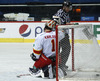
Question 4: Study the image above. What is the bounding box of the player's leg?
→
[34,54,52,68]
[60,34,71,65]
[29,64,55,79]
[29,54,55,78]
[59,34,71,75]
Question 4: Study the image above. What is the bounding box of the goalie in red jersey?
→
[29,20,56,79]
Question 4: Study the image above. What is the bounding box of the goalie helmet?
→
[46,20,56,29]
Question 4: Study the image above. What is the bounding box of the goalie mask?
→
[45,20,56,29]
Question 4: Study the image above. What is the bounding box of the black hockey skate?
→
[59,65,68,77]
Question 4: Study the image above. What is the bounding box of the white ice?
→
[0,43,56,81]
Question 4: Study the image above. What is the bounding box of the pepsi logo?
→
[19,24,31,37]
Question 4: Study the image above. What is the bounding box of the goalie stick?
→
[16,67,45,78]
[16,73,31,78]
[16,65,54,78]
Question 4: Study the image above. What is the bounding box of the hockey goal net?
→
[56,24,100,81]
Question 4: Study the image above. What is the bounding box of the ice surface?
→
[0,42,100,81]
[0,43,56,81]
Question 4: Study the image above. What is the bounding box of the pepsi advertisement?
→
[18,23,45,38]
[0,22,45,42]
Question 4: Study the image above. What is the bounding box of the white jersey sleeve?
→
[33,35,43,59]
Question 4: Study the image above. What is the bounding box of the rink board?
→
[0,21,100,44]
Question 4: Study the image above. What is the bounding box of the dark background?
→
[0,0,100,4]
[0,0,100,21]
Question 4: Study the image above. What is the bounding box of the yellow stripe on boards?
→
[0,38,100,44]
[0,38,35,43]
[24,39,35,43]
[70,39,100,44]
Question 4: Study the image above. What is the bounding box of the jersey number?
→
[51,39,55,52]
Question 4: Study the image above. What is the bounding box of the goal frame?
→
[56,25,75,81]
[55,24,93,81]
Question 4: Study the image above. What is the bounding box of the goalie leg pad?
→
[42,66,49,77]
[48,64,53,79]
[42,65,56,79]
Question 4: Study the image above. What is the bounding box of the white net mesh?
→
[56,24,100,81]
